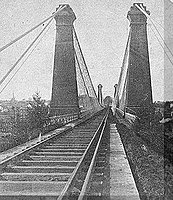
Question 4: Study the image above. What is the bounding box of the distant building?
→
[0,95,31,120]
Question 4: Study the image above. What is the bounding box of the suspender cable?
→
[0,18,53,87]
[0,5,64,53]
[0,19,53,95]
[73,27,98,99]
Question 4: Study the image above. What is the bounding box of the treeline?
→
[0,93,62,152]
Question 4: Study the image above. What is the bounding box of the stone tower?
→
[126,3,153,113]
[50,5,79,116]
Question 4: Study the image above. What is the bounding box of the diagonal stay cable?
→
[138,3,173,39]
[0,5,64,53]
[150,19,173,60]
[73,27,98,99]
[75,50,96,111]
[0,20,53,95]
[0,18,53,87]
[116,29,131,100]
[149,25,173,67]
[75,50,90,98]
[135,4,173,61]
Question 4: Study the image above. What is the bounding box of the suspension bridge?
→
[0,3,166,199]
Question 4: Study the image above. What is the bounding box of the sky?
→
[0,0,165,101]
[165,0,173,101]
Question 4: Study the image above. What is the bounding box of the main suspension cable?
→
[0,18,53,87]
[137,3,173,39]
[0,5,64,53]
[0,19,53,95]
[135,4,173,61]
[149,25,173,66]
[150,19,173,60]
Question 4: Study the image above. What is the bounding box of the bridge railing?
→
[43,109,97,131]
[40,113,77,134]
[47,113,78,126]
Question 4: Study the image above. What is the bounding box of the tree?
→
[26,92,49,131]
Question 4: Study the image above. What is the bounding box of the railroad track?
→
[0,108,110,200]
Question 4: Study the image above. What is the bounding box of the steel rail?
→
[57,108,109,200]
[0,109,104,170]
[78,109,109,200]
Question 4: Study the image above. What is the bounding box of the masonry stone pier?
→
[50,4,79,116]
[126,3,153,113]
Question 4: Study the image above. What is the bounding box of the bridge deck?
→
[0,113,140,199]
[110,124,140,200]
[0,110,96,164]
[0,126,69,164]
